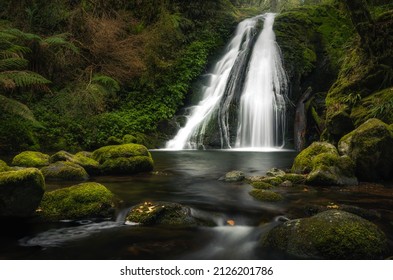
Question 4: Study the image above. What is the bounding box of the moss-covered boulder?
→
[126,201,209,226]
[39,182,116,221]
[12,151,50,167]
[249,189,283,202]
[338,118,393,181]
[278,173,306,184]
[260,210,388,259]
[50,151,100,175]
[41,161,89,181]
[0,168,45,217]
[219,170,245,182]
[292,142,338,174]
[250,181,274,190]
[92,144,154,175]
[0,159,10,172]
[306,153,358,186]
[266,168,286,177]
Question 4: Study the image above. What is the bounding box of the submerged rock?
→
[126,201,209,226]
[12,151,50,167]
[39,182,116,221]
[249,189,283,202]
[92,144,154,175]
[219,170,245,182]
[41,161,89,181]
[261,210,388,259]
[0,168,45,217]
[338,118,393,181]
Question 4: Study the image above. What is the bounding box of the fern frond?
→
[0,71,50,88]
[91,74,120,92]
[0,94,37,122]
[3,28,41,42]
[43,35,79,54]
[0,58,28,71]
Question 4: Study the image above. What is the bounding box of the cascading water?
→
[166,13,288,150]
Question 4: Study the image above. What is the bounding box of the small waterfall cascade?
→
[166,13,288,150]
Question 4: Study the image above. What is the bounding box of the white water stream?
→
[166,13,288,150]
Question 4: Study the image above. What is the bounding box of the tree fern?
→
[0,57,28,71]
[0,94,37,122]
[0,71,50,89]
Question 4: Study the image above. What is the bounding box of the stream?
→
[1,150,392,259]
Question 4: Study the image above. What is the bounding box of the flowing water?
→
[166,13,288,150]
[1,150,392,260]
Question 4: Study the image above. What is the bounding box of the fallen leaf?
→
[227,220,235,226]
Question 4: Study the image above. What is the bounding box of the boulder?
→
[50,151,100,175]
[249,189,283,202]
[92,144,154,175]
[126,201,209,226]
[292,142,338,174]
[250,181,274,189]
[266,168,286,177]
[278,173,306,184]
[12,151,50,167]
[338,118,393,181]
[0,168,45,217]
[219,170,245,182]
[306,153,358,186]
[261,210,388,259]
[39,182,116,221]
[41,161,89,181]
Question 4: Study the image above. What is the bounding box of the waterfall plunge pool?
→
[1,150,393,260]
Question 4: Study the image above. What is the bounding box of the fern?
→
[0,94,37,122]
[0,71,50,89]
[43,34,79,54]
[91,74,120,92]
[0,57,28,71]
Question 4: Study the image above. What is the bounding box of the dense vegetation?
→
[0,0,392,154]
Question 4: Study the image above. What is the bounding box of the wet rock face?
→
[0,168,45,217]
[338,118,393,181]
[260,210,388,259]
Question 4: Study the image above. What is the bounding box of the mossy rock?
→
[292,142,338,174]
[92,144,153,175]
[261,176,283,186]
[50,151,100,175]
[39,182,116,221]
[260,210,388,259]
[0,168,45,217]
[219,170,245,182]
[12,151,50,167]
[92,144,149,163]
[249,189,283,202]
[41,161,89,181]
[306,153,358,186]
[101,156,154,175]
[338,118,393,180]
[0,160,10,172]
[266,168,286,177]
[126,201,210,226]
[250,181,274,190]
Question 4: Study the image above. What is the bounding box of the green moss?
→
[0,168,45,217]
[101,156,153,175]
[338,118,393,180]
[39,182,115,221]
[50,150,74,163]
[292,142,338,174]
[249,189,283,202]
[12,151,50,167]
[41,161,89,181]
[0,159,10,172]
[278,173,306,184]
[73,152,101,175]
[261,176,284,186]
[261,210,388,259]
[92,144,149,163]
[250,181,274,190]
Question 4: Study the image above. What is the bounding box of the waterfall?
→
[166,13,288,150]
